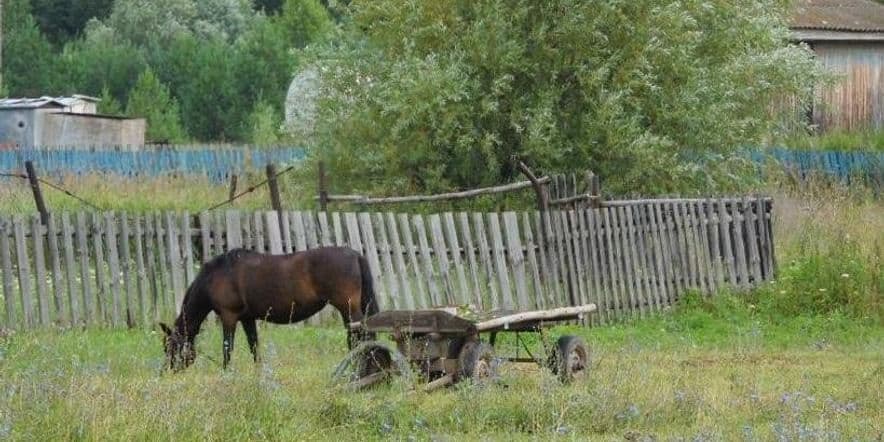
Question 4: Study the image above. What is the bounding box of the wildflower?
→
[840,273,850,278]
[818,288,827,292]
[779,290,787,295]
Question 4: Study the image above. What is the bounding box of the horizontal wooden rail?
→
[317,177,551,205]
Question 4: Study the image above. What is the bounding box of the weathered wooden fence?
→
[0,197,775,330]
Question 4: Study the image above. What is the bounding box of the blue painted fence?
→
[0,146,306,182]
[750,149,883,187]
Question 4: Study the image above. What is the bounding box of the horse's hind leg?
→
[242,319,260,363]
[222,321,236,369]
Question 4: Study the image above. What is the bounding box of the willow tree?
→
[303,0,822,195]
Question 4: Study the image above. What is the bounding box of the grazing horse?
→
[159,247,378,371]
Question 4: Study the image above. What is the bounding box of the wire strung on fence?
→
[0,171,105,211]
[203,164,298,212]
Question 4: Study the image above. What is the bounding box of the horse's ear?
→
[158,322,172,336]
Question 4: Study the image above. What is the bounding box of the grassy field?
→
[0,302,881,441]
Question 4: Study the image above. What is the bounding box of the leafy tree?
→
[97,86,124,116]
[126,68,186,143]
[59,20,148,102]
[1,0,61,96]
[30,0,114,43]
[305,0,822,195]
[276,0,332,48]
[253,0,285,14]
[247,98,284,144]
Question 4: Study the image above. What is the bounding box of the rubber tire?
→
[458,341,496,382]
[547,335,589,383]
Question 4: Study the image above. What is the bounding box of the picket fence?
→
[0,147,306,183]
[0,197,775,330]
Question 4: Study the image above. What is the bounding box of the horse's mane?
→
[176,248,257,329]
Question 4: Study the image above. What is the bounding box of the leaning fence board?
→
[398,214,427,309]
[317,212,333,247]
[654,203,676,305]
[458,213,483,307]
[413,215,441,307]
[46,215,64,323]
[521,212,544,311]
[551,211,574,309]
[143,216,161,321]
[166,213,185,314]
[31,216,50,325]
[646,204,670,310]
[199,212,211,264]
[503,212,530,310]
[566,211,589,308]
[428,214,455,305]
[332,212,345,247]
[385,213,414,310]
[575,210,596,317]
[133,216,149,326]
[473,213,499,310]
[758,196,774,280]
[344,213,363,254]
[253,212,265,253]
[487,213,513,310]
[1,218,16,328]
[181,213,195,287]
[13,217,34,328]
[75,213,94,324]
[213,211,227,255]
[373,212,399,309]
[744,197,763,285]
[91,213,110,322]
[731,200,750,289]
[120,214,136,327]
[717,201,737,286]
[631,205,658,312]
[690,201,712,295]
[153,213,172,318]
[105,213,123,326]
[585,209,608,323]
[706,199,725,291]
[303,212,319,249]
[280,211,293,254]
[225,211,242,250]
[532,212,554,307]
[623,206,646,315]
[61,213,80,325]
[265,211,284,255]
[443,213,470,306]
[358,213,388,309]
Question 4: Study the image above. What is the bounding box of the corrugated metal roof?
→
[0,95,100,110]
[791,0,884,32]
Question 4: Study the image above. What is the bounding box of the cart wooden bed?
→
[333,304,597,391]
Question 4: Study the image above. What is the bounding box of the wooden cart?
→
[333,304,597,391]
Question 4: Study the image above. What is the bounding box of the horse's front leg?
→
[222,321,237,369]
[242,319,260,363]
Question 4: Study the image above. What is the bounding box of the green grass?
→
[1,299,881,441]
[770,129,884,151]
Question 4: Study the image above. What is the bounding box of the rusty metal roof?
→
[791,0,884,32]
[0,95,99,110]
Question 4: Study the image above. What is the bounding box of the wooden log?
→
[474,304,597,332]
[324,177,552,205]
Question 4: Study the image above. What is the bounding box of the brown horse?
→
[159,247,378,371]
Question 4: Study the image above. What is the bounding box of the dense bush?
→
[301,0,824,196]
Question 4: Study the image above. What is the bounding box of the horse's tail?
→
[358,255,379,318]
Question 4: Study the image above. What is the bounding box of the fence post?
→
[517,161,549,245]
[318,161,329,212]
[266,163,283,227]
[228,174,238,204]
[24,161,50,225]
[586,170,602,208]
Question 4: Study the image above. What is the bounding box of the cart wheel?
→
[547,335,589,383]
[458,341,497,383]
[332,341,405,390]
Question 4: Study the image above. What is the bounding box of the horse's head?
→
[158,322,195,371]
